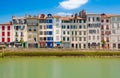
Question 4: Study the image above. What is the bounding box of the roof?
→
[101,14,120,18]
[52,16,61,18]
[38,14,47,19]
[0,22,12,25]
[61,17,70,21]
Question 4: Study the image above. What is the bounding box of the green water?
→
[0,57,120,78]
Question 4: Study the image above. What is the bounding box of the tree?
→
[20,38,24,48]
[101,40,106,49]
[60,40,63,47]
[20,38,24,43]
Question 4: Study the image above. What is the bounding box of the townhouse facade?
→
[87,14,101,49]
[0,23,13,45]
[110,15,120,49]
[1,10,120,49]
[38,14,47,48]
[26,15,39,48]
[101,14,111,49]
[53,16,62,47]
[12,16,28,47]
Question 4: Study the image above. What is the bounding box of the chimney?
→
[75,13,78,18]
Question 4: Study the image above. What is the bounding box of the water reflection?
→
[0,57,120,78]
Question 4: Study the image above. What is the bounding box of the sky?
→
[0,0,120,23]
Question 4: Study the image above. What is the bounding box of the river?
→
[0,57,120,78]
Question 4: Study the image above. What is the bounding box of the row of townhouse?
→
[1,10,120,49]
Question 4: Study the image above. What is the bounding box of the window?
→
[84,37,86,41]
[79,31,82,35]
[84,44,86,48]
[75,31,77,35]
[2,26,5,30]
[75,37,77,41]
[8,26,10,30]
[47,19,52,23]
[97,36,99,40]
[34,29,36,32]
[79,44,81,48]
[15,38,18,42]
[40,25,42,29]
[44,37,46,40]
[21,32,23,37]
[34,38,36,41]
[96,17,100,21]
[76,44,78,48]
[83,20,86,23]
[67,25,69,29]
[79,37,82,41]
[40,31,43,35]
[49,31,53,35]
[84,31,86,35]
[2,32,5,36]
[44,31,47,35]
[112,30,116,34]
[62,25,64,29]
[56,18,59,22]
[63,37,65,41]
[67,37,69,41]
[93,36,95,40]
[106,25,109,30]
[56,30,59,34]
[7,38,10,42]
[83,25,86,29]
[88,17,90,22]
[113,44,116,48]
[72,37,74,41]
[101,20,104,22]
[97,30,99,34]
[79,25,82,29]
[49,25,53,29]
[93,17,95,22]
[67,31,70,35]
[7,32,10,36]
[79,20,82,23]
[72,31,74,35]
[72,44,74,48]
[89,36,91,40]
[63,31,66,35]
[2,38,5,42]
[106,19,109,23]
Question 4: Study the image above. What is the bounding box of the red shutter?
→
[2,26,5,30]
[8,26,10,30]
[7,32,10,36]
[2,38,5,42]
[2,32,5,36]
[7,38,10,42]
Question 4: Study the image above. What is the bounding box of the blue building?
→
[46,14,54,48]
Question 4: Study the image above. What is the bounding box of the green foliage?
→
[20,38,24,43]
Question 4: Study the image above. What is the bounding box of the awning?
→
[56,42,60,44]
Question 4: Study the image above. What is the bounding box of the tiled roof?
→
[61,17,70,21]
[101,14,120,18]
[0,22,12,25]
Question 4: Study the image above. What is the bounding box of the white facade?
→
[61,17,71,48]
[12,16,28,42]
[87,14,101,48]
[110,16,120,49]
[53,17,62,46]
